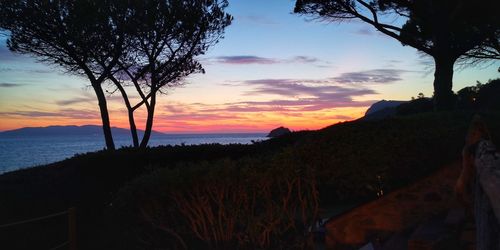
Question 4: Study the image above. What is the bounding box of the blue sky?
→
[0,0,499,132]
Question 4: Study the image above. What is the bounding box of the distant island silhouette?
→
[0,125,165,137]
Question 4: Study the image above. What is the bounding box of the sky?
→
[0,0,499,133]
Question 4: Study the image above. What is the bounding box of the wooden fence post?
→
[68,207,77,250]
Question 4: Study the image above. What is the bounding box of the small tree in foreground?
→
[112,156,319,249]
[295,0,499,110]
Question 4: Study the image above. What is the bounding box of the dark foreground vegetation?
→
[1,111,500,249]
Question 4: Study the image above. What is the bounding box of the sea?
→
[0,133,267,174]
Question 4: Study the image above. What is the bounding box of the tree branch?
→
[345,0,433,54]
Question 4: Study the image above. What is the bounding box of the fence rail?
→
[0,207,77,250]
[49,241,68,250]
[0,210,68,229]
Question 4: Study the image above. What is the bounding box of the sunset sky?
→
[0,0,499,133]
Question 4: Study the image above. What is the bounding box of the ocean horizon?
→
[0,133,267,174]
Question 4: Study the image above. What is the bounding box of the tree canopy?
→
[0,0,130,149]
[0,0,232,148]
[295,0,500,110]
[112,0,232,148]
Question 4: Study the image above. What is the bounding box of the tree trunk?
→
[110,77,139,147]
[128,109,139,147]
[93,83,116,150]
[140,91,156,148]
[432,56,456,111]
[110,79,139,148]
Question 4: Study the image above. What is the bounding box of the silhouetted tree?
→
[295,0,500,110]
[396,97,433,115]
[457,82,482,109]
[0,0,130,150]
[109,0,232,148]
[477,78,500,111]
[0,0,232,149]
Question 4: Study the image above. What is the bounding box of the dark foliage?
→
[2,112,500,249]
[0,136,304,249]
[454,78,500,111]
[477,79,500,111]
[108,111,500,249]
[396,98,434,116]
[109,155,318,249]
[457,83,482,109]
[384,79,500,116]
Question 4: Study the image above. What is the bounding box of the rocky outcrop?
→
[365,100,406,116]
[362,100,407,121]
[267,126,291,138]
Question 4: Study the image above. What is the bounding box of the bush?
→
[478,79,500,111]
[107,111,500,249]
[109,150,319,249]
[396,98,434,115]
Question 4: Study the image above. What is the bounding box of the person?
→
[455,115,500,250]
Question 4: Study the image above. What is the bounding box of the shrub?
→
[396,98,434,115]
[107,111,500,249]
[110,150,319,249]
[478,79,500,111]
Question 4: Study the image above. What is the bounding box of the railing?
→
[0,207,77,250]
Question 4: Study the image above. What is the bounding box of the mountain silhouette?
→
[362,100,407,121]
[0,125,165,137]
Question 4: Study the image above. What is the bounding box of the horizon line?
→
[0,124,274,134]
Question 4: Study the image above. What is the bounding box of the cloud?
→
[217,68,410,112]
[153,118,271,133]
[147,75,380,131]
[157,79,373,125]
[0,111,58,117]
[56,97,94,106]
[0,43,28,62]
[164,104,190,113]
[214,56,279,65]
[209,99,374,113]
[28,69,53,74]
[239,15,278,25]
[55,92,124,106]
[242,78,375,98]
[332,69,409,84]
[0,67,14,72]
[288,56,320,64]
[210,68,409,113]
[158,112,243,122]
[387,60,402,64]
[205,77,377,112]
[0,108,99,119]
[0,41,54,72]
[0,44,14,59]
[0,82,25,88]
[212,55,328,66]
[0,66,53,74]
[353,27,374,36]
[326,114,354,120]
